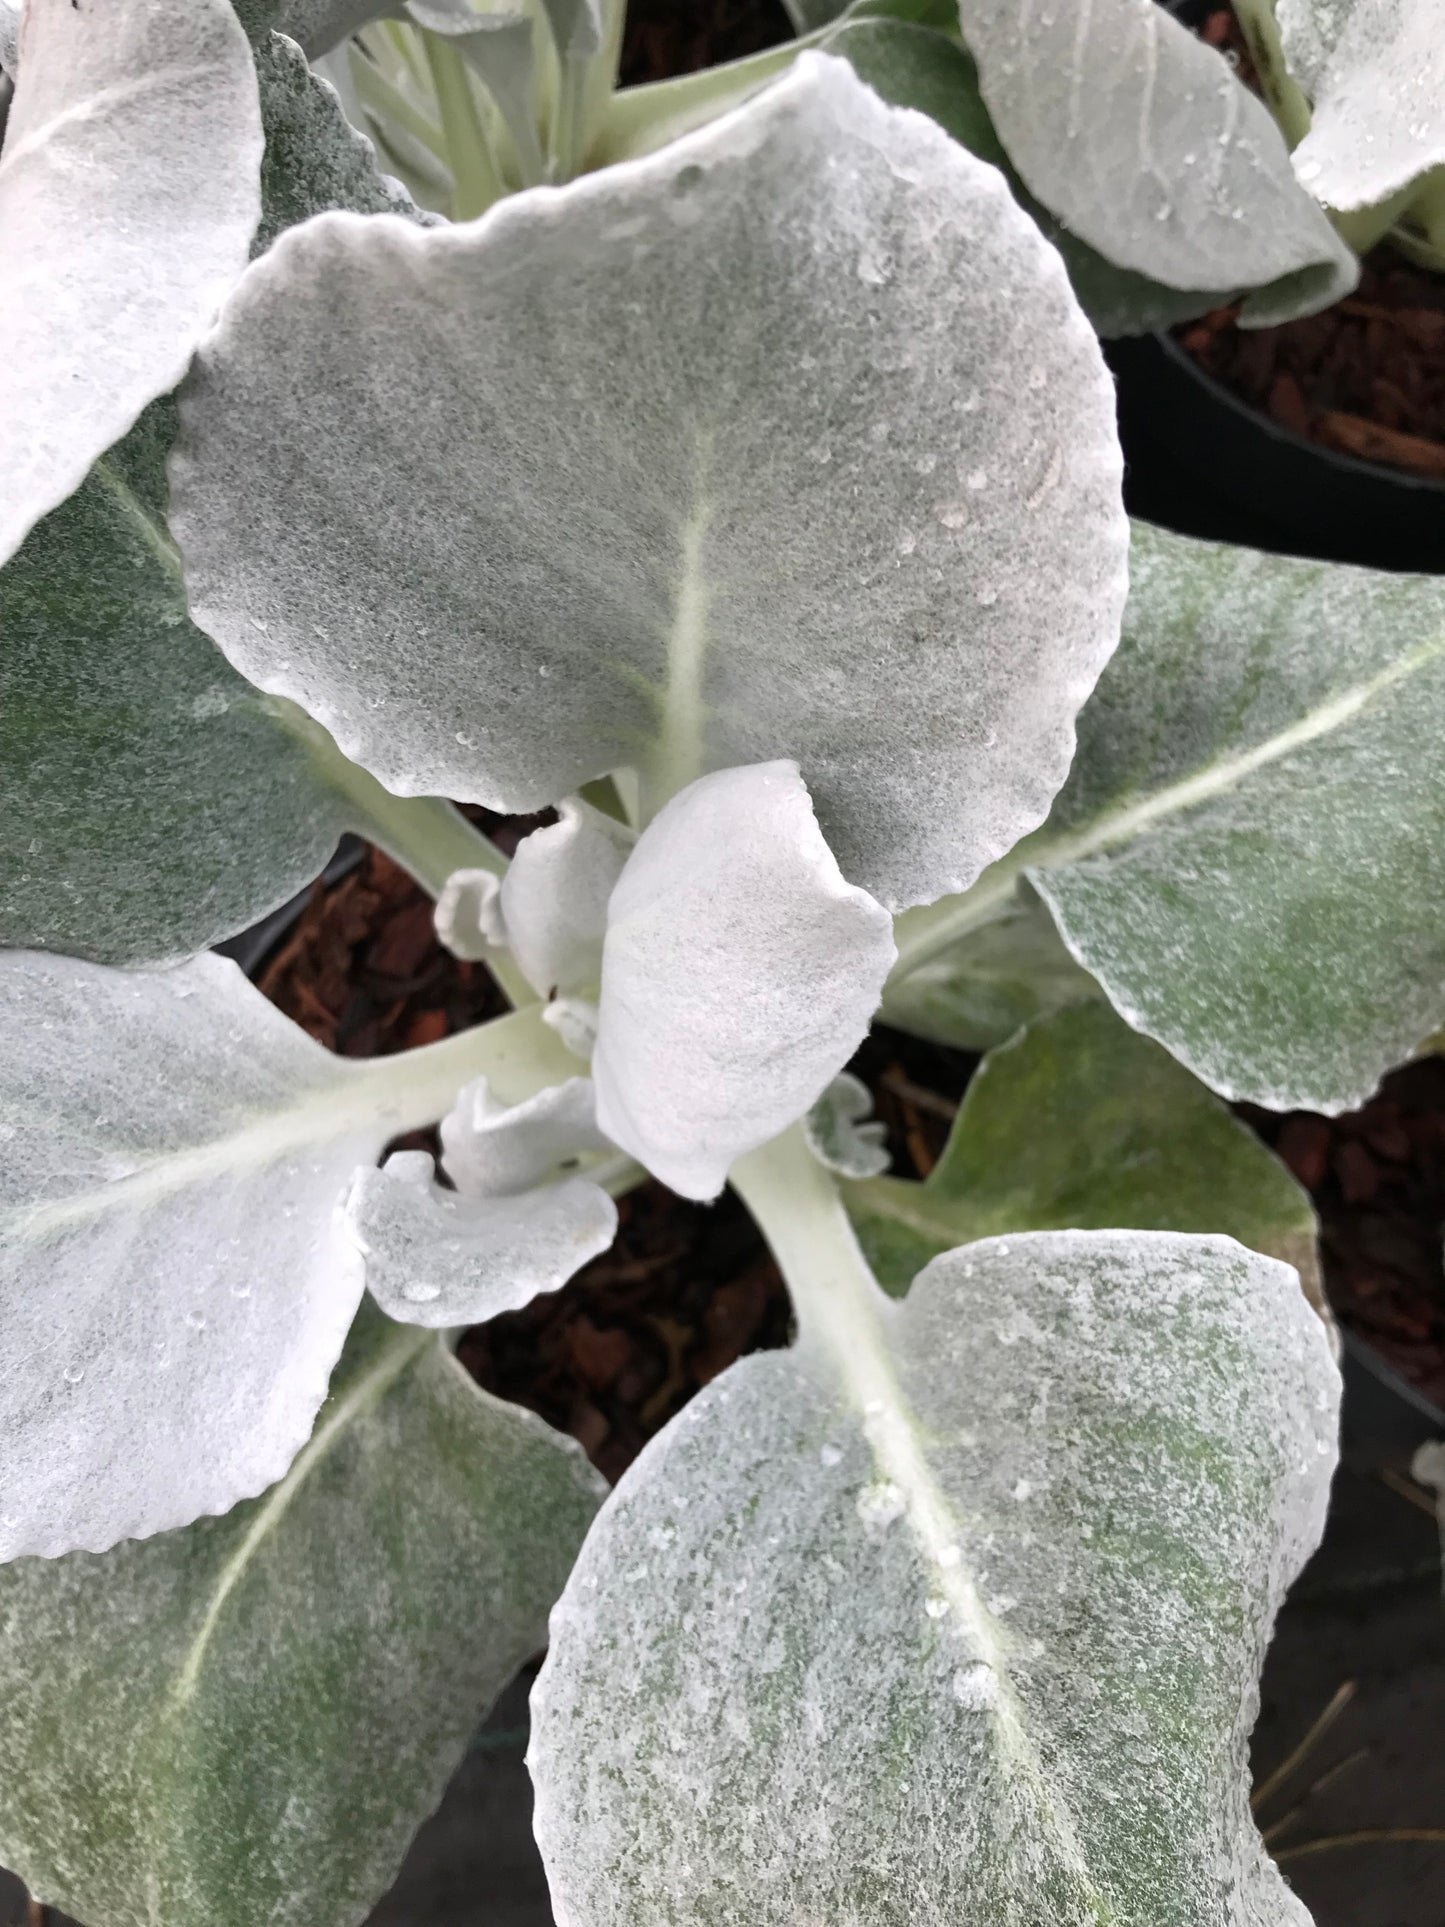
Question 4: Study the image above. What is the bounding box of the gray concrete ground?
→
[3,1356,1441,1927]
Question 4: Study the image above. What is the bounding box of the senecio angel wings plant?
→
[10,0,1445,1923]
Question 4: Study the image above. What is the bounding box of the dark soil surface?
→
[618,0,792,87]
[1177,11,1445,483]
[260,844,1445,1485]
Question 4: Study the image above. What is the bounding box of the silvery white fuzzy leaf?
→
[531,1223,1338,1925]
[891,522,1445,1114]
[848,999,1324,1318]
[408,2,547,185]
[593,763,895,1201]
[544,995,602,1060]
[435,867,507,962]
[823,16,1238,338]
[0,28,433,966]
[1280,0,1445,213]
[0,954,576,1558]
[268,0,404,56]
[0,0,263,565]
[440,1074,609,1195]
[0,1303,603,1927]
[345,1150,616,1326]
[955,0,1356,326]
[0,2,16,72]
[537,0,600,57]
[805,1072,891,1179]
[172,51,1127,912]
[499,799,632,996]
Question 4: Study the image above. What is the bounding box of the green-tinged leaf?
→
[1280,0,1445,216]
[0,0,262,564]
[825,19,1240,336]
[0,1302,603,1927]
[0,949,576,1559]
[880,891,1098,1051]
[531,1146,1339,1926]
[890,522,1445,1114]
[848,1001,1322,1313]
[172,52,1127,914]
[0,32,453,965]
[953,0,1356,327]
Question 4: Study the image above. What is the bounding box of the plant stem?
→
[1230,0,1312,147]
[730,1123,897,1355]
[270,697,537,1008]
[423,33,505,219]
[353,1003,580,1134]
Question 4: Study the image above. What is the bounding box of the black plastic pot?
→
[1107,0,1445,572]
[1107,328,1445,572]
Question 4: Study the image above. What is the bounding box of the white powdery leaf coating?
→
[172,51,1128,912]
[1020,524,1445,1113]
[500,800,632,997]
[0,1306,604,1927]
[435,869,506,963]
[956,0,1355,322]
[272,0,404,57]
[0,951,398,1559]
[592,763,896,1201]
[531,1230,1339,1926]
[1280,0,1445,212]
[805,1070,891,1179]
[0,0,263,565]
[440,1074,609,1196]
[344,1152,616,1328]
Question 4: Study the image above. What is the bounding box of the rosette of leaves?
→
[0,9,1369,1927]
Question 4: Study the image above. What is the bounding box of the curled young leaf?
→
[435,868,506,962]
[954,0,1356,325]
[0,1303,603,1927]
[173,50,1127,911]
[345,1150,616,1327]
[1280,0,1445,214]
[531,1221,1338,1926]
[0,0,263,565]
[592,763,896,1201]
[805,1071,891,1180]
[892,523,1445,1115]
[0,956,577,1558]
[440,1073,609,1194]
[495,799,632,996]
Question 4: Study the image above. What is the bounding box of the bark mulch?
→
[258,846,1445,1484]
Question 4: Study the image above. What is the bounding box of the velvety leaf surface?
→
[891,523,1445,1113]
[439,1075,610,1195]
[827,18,1239,336]
[0,951,413,1557]
[346,1150,617,1327]
[880,892,1098,1051]
[847,1000,1322,1309]
[495,800,631,998]
[531,1225,1338,1926]
[0,0,262,563]
[0,1303,603,1927]
[0,33,426,965]
[592,764,896,1200]
[1279,0,1445,213]
[0,961,577,1558]
[172,51,1127,911]
[954,0,1356,324]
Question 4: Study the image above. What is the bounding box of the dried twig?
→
[1275,1827,1445,1865]
[1251,1680,1356,1811]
